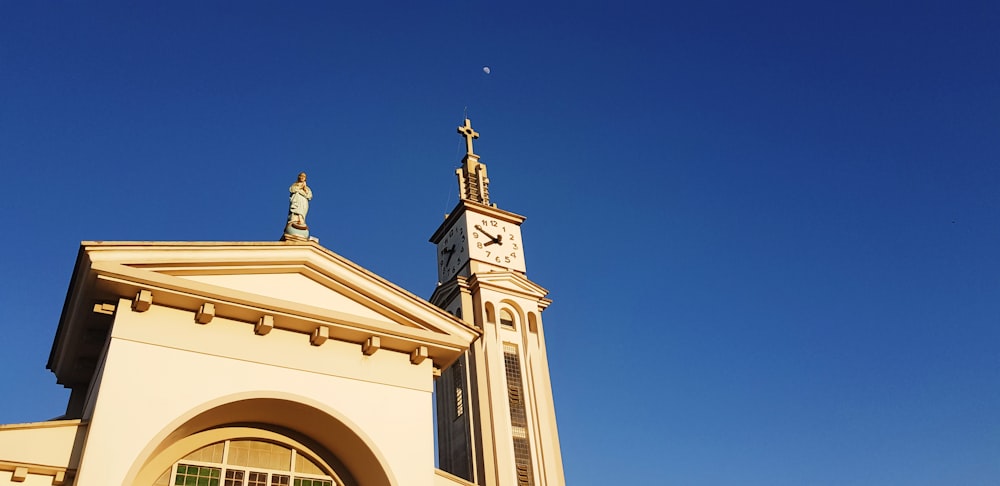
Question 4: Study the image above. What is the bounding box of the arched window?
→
[153,438,341,486]
[499,308,516,329]
[527,312,538,333]
[484,302,496,324]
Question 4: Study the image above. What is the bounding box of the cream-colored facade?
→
[0,119,563,486]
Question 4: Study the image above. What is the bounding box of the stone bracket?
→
[132,289,152,312]
[363,336,381,356]
[255,315,274,335]
[195,303,215,324]
[92,303,116,315]
[310,326,329,346]
[410,346,428,365]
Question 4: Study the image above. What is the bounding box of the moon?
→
[483,66,491,74]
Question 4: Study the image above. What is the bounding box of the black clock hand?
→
[441,245,455,266]
[475,225,503,245]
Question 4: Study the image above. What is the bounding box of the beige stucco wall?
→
[73,299,436,486]
[0,421,81,470]
[0,420,81,486]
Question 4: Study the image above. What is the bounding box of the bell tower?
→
[430,119,565,486]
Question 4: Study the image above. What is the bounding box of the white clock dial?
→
[468,215,525,272]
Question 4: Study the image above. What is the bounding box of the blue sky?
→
[1,2,998,484]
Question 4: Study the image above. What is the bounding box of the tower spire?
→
[455,118,491,205]
[432,117,565,485]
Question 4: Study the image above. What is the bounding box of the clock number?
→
[512,243,519,250]
[507,234,515,241]
[472,231,479,239]
[496,256,501,263]
[486,251,491,257]
[504,256,510,263]
[477,242,483,249]
[510,252,516,258]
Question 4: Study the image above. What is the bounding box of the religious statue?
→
[283,172,313,241]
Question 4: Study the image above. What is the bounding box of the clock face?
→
[437,211,527,281]
[468,215,525,272]
[437,216,469,281]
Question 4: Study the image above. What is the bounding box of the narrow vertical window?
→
[503,343,533,486]
[454,359,465,419]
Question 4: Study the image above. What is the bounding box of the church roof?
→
[48,241,480,388]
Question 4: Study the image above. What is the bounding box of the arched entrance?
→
[150,427,344,485]
[129,395,396,486]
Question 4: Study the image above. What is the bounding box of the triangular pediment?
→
[178,272,391,325]
[49,242,479,387]
[469,271,551,304]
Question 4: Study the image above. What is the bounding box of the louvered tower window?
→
[503,343,534,486]
[454,359,465,418]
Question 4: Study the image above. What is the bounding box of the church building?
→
[0,119,565,486]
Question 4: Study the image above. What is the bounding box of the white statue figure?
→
[288,172,312,230]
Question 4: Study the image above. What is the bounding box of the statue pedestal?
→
[282,223,310,242]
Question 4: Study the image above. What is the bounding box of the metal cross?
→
[457,118,479,155]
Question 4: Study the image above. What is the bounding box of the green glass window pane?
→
[186,476,197,486]
[175,474,185,485]
[211,469,220,478]
[198,478,209,486]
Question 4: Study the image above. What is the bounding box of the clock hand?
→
[474,225,503,245]
[441,245,455,266]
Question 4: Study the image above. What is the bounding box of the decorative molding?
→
[254,315,273,336]
[428,276,471,309]
[363,336,380,356]
[410,346,428,365]
[92,303,116,315]
[310,326,329,346]
[195,303,215,324]
[132,289,152,312]
[0,462,72,485]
